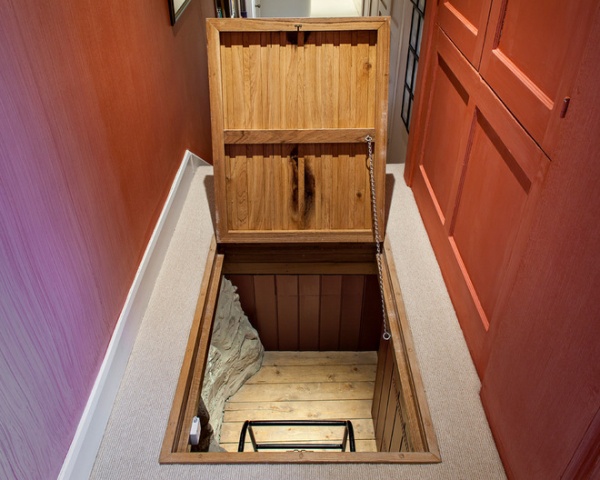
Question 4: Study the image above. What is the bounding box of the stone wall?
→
[201,277,264,443]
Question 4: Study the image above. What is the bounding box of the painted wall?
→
[0,1,212,478]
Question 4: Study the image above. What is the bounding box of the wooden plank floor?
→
[220,351,378,452]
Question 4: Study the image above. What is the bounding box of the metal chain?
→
[366,135,391,341]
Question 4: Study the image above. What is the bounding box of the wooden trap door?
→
[207,18,390,243]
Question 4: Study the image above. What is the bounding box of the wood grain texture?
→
[223,144,374,232]
[221,351,377,452]
[208,18,389,242]
[0,1,212,478]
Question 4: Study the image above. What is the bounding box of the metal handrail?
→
[238,420,356,452]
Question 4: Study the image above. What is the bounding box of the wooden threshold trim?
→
[223,128,376,144]
[161,451,441,464]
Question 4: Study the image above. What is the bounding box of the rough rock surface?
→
[201,277,264,442]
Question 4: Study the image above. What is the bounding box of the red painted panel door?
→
[479,0,596,156]
[410,28,549,373]
[437,0,493,67]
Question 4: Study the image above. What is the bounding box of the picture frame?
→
[169,0,192,25]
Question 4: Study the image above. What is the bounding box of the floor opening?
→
[160,241,440,464]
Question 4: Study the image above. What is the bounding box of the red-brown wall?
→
[0,1,212,478]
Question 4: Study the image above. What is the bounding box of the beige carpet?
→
[91,164,506,479]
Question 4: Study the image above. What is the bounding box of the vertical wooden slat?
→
[388,386,405,451]
[352,143,369,230]
[356,30,370,128]
[285,145,299,231]
[338,144,362,228]
[375,343,394,450]
[350,31,359,127]
[318,144,331,230]
[220,33,233,129]
[330,144,341,229]
[276,275,299,350]
[253,275,278,350]
[371,337,389,423]
[279,32,287,128]
[321,32,335,127]
[265,144,279,230]
[319,275,342,350]
[246,32,263,128]
[299,275,320,350]
[260,32,269,129]
[297,31,306,129]
[332,31,341,127]
[242,32,252,128]
[246,144,267,230]
[287,34,299,129]
[338,31,353,128]
[304,32,318,128]
[227,145,249,230]
[367,30,378,128]
[268,33,281,129]
[303,144,320,230]
[359,275,383,350]
[339,275,365,349]
[271,144,285,230]
[381,376,398,451]
[314,31,324,128]
[230,32,245,129]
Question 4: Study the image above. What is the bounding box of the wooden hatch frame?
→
[160,17,440,464]
[160,238,440,463]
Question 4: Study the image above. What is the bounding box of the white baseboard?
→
[58,150,209,480]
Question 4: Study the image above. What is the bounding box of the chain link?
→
[365,135,391,341]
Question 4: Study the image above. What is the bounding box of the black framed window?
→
[401,0,426,131]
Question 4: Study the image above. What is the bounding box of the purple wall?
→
[0,1,212,478]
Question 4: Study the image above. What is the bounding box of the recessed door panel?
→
[451,112,529,327]
[419,54,470,225]
[437,0,493,67]
[479,0,596,154]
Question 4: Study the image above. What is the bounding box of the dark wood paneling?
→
[298,275,321,350]
[276,275,299,350]
[227,273,381,351]
[339,275,366,349]
[319,276,343,351]
[252,276,279,350]
[359,276,385,351]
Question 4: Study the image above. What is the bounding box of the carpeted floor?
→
[90,163,506,479]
